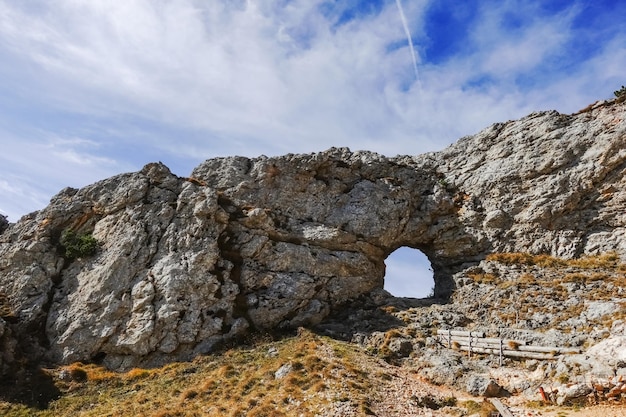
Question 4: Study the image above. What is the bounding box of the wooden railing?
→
[437,329,581,364]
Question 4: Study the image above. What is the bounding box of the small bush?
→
[614,85,626,98]
[60,229,98,260]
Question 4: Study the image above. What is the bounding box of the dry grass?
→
[518,273,536,285]
[486,252,623,270]
[124,368,153,381]
[473,252,626,331]
[61,363,117,383]
[468,272,500,284]
[485,252,538,266]
[381,305,398,314]
[497,280,518,289]
[507,341,521,350]
[460,399,497,417]
[485,252,625,293]
[0,329,382,417]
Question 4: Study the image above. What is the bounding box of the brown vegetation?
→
[479,252,626,331]
[0,330,382,416]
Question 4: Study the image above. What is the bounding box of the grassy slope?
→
[0,328,500,417]
[0,330,377,416]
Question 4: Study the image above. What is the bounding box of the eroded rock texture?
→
[0,99,625,370]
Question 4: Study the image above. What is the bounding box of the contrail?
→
[394,0,422,89]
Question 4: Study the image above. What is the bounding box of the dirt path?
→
[368,356,626,417]
[317,337,625,417]
[521,404,626,417]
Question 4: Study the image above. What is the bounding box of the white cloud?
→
[0,130,133,221]
[0,0,624,222]
[468,2,575,74]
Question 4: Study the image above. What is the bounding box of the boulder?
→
[556,383,592,405]
[466,375,505,397]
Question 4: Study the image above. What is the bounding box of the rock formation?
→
[0,214,8,235]
[0,98,624,371]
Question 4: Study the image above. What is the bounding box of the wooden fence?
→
[436,329,581,365]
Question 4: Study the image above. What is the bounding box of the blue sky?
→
[1,0,625,297]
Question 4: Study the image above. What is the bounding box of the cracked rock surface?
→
[0,99,625,370]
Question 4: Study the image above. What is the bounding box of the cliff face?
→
[0,99,624,371]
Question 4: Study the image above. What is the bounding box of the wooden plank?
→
[489,398,515,417]
[441,338,527,349]
[436,330,581,359]
[443,341,503,350]
[455,342,579,355]
[437,329,485,338]
[438,336,577,354]
[481,337,526,346]
[453,345,557,360]
[516,345,580,354]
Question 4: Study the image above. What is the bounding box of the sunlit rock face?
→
[0,99,624,370]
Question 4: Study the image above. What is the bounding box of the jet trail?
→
[394,0,422,89]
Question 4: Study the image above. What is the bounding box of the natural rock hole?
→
[384,247,434,298]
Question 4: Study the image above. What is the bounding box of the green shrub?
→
[60,229,98,260]
[614,85,626,98]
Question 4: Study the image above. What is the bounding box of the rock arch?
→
[1,102,625,369]
[195,149,479,330]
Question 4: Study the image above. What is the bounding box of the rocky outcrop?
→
[0,317,17,376]
[344,251,625,397]
[0,99,625,370]
[0,214,8,235]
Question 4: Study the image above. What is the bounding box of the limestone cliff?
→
[0,98,624,371]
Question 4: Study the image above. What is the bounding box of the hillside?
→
[0,97,625,415]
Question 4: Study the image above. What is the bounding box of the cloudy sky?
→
[1,0,625,297]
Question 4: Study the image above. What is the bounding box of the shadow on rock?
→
[313,290,446,341]
[0,367,61,409]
